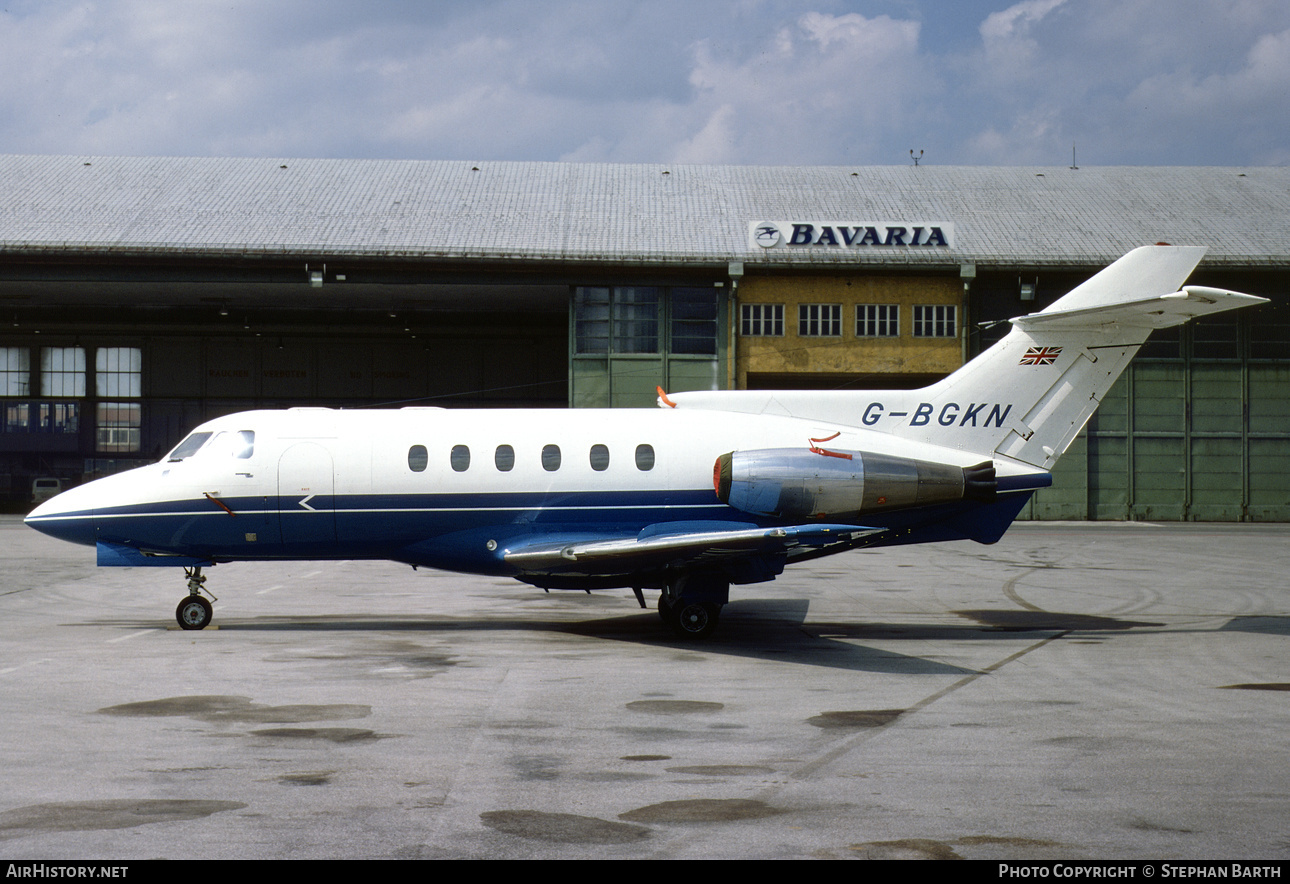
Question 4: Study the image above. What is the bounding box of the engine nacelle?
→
[714,448,996,520]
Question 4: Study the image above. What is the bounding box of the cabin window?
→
[167,432,212,462]
[635,443,655,471]
[495,444,515,471]
[450,445,470,472]
[408,445,428,472]
[541,444,561,471]
[589,444,610,471]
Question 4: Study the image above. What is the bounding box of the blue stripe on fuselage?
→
[43,476,1052,571]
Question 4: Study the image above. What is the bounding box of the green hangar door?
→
[1028,309,1290,522]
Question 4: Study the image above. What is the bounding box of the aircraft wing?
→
[501,521,881,577]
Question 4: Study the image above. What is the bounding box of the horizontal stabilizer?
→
[1014,285,1268,331]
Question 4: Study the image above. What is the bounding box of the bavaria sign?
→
[750,221,954,250]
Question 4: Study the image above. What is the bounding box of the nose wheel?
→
[176,566,215,630]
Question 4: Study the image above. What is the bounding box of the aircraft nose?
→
[25,488,98,547]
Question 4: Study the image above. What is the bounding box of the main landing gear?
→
[657,572,728,640]
[175,566,215,630]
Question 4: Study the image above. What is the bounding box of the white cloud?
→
[958,0,1290,165]
[979,0,1067,44]
[666,11,927,164]
[0,1,1287,166]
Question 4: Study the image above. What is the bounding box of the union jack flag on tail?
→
[1020,346,1062,365]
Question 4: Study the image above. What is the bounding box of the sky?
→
[1,0,1287,167]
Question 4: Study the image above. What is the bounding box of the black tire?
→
[176,596,213,630]
[657,594,674,623]
[668,601,720,640]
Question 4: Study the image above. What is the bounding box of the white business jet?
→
[25,246,1265,638]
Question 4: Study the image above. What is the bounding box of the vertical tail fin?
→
[913,246,1265,468]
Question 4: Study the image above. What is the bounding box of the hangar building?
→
[1,155,1287,519]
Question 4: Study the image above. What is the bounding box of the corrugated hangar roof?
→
[1,154,1287,269]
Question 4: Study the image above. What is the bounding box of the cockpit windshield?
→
[166,432,213,462]
[165,430,255,463]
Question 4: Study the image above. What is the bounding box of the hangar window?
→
[856,304,899,337]
[635,443,655,471]
[913,305,956,338]
[495,444,515,471]
[1,348,29,396]
[589,444,610,471]
[96,402,140,453]
[450,445,471,472]
[612,287,660,353]
[799,304,842,337]
[1191,315,1239,360]
[1249,297,1290,360]
[96,348,142,397]
[574,286,660,354]
[671,288,718,354]
[408,445,428,472]
[38,402,79,435]
[541,444,561,471]
[740,304,784,337]
[40,347,86,397]
[574,287,610,353]
[4,402,30,433]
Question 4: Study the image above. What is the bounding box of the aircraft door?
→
[278,441,338,549]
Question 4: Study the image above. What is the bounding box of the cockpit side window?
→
[232,431,255,459]
[167,432,213,462]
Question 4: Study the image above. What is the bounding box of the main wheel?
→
[657,594,674,623]
[668,601,720,640]
[176,596,213,630]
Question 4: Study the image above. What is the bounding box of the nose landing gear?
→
[176,566,216,630]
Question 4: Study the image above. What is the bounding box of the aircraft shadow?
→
[563,600,1163,673]
[1218,615,1290,636]
[92,601,1168,676]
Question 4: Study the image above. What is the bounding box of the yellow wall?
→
[734,274,963,387]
